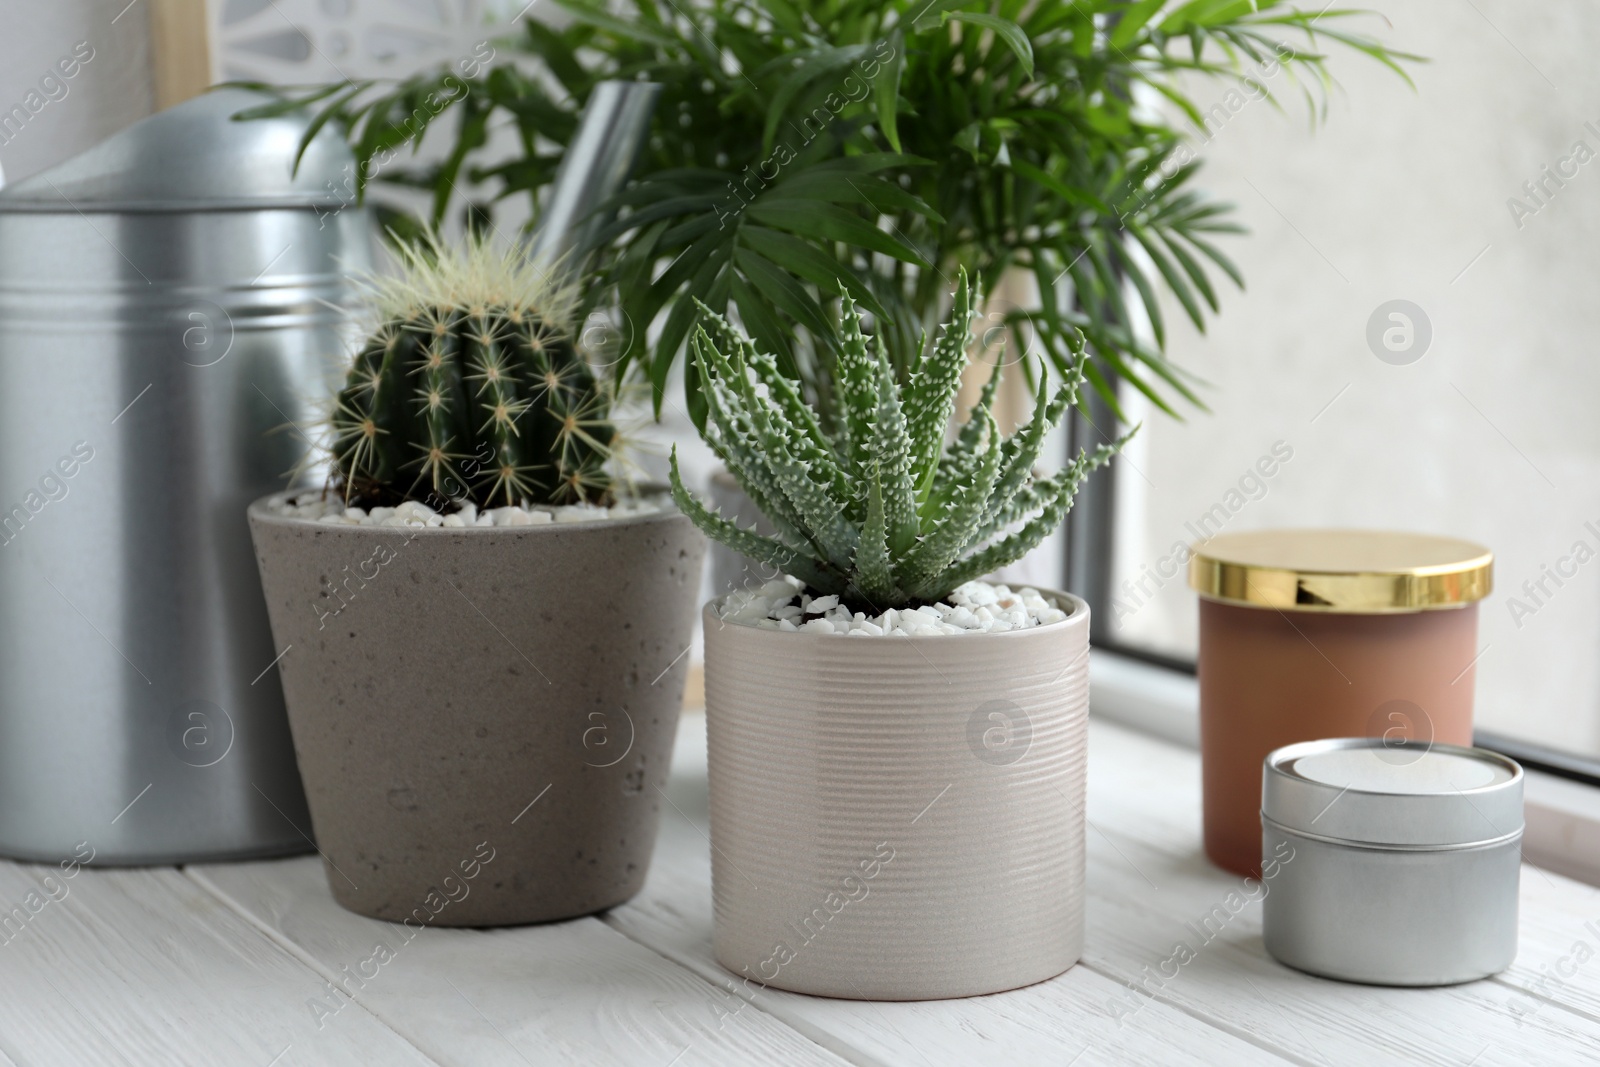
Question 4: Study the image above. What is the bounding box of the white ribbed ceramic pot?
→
[703,591,1090,1000]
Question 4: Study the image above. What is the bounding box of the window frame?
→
[1060,405,1600,795]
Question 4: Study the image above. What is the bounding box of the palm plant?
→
[669,269,1131,610]
[239,0,1416,424]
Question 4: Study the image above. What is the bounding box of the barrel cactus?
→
[669,268,1136,612]
[329,235,615,509]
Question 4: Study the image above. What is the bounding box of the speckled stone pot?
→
[704,590,1090,1000]
[247,493,705,926]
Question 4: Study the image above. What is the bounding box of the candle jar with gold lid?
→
[1187,529,1493,877]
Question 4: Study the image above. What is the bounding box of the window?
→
[1068,3,1600,769]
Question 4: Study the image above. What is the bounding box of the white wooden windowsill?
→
[1091,651,1600,890]
[3,709,1600,1065]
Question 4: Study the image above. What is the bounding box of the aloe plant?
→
[669,269,1132,610]
[329,235,615,508]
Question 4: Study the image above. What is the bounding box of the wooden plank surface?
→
[606,715,1296,1067]
[1083,719,1600,1067]
[0,863,433,1066]
[5,710,1600,1065]
[190,855,848,1067]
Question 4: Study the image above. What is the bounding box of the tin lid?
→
[1188,529,1492,613]
[0,88,356,213]
[1262,738,1523,849]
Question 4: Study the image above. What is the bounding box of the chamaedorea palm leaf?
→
[669,270,1134,610]
[241,0,1418,423]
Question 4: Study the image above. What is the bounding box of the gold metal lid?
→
[1188,529,1493,613]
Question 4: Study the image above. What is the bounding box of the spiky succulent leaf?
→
[694,344,810,549]
[680,273,1133,610]
[855,463,901,608]
[905,267,977,490]
[982,363,1084,528]
[945,429,1135,590]
[669,449,839,594]
[693,327,855,561]
[836,293,880,492]
[897,408,1003,599]
[870,336,920,556]
[693,301,849,499]
[925,358,1003,520]
[329,234,613,508]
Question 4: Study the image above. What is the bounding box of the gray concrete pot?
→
[703,590,1091,1000]
[247,494,705,926]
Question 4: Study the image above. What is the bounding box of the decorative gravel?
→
[269,492,663,528]
[717,576,1070,635]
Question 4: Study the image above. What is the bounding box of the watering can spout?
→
[529,80,660,270]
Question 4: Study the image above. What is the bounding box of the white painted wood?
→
[189,855,847,1067]
[1089,651,1199,748]
[4,709,1599,1066]
[1081,719,1600,1067]
[1523,770,1600,888]
[0,862,432,1066]
[606,714,1296,1067]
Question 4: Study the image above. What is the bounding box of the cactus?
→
[669,268,1136,611]
[329,235,615,509]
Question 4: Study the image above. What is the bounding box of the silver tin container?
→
[0,89,370,863]
[1261,738,1522,985]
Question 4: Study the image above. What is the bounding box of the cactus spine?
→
[330,236,614,509]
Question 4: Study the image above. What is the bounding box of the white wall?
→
[0,2,155,186]
[1107,1,1600,757]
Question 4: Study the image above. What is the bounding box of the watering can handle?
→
[528,80,661,272]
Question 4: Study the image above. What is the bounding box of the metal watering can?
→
[0,78,658,864]
[0,88,370,862]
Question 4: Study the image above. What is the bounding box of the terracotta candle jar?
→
[1187,530,1493,877]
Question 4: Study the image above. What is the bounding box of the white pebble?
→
[270,494,665,528]
[723,579,1066,638]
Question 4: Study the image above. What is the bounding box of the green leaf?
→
[550,0,679,46]
[669,449,839,594]
[874,31,905,152]
[762,44,870,150]
[899,407,1003,598]
[746,201,930,266]
[872,335,920,556]
[734,247,832,339]
[853,462,899,606]
[905,267,976,492]
[738,226,891,319]
[1109,0,1173,49]
[943,12,1034,77]
[836,294,880,492]
[943,427,1135,590]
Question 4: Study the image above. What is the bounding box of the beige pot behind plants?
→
[248,494,705,926]
[703,591,1090,1000]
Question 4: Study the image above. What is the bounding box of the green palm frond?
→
[236,1,1418,420]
